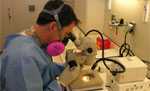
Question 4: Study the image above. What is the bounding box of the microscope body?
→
[59,36,105,90]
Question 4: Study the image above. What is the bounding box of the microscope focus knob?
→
[68,60,77,68]
[87,48,93,54]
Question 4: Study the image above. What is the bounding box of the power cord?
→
[119,30,135,57]
[84,29,125,76]
[106,85,113,91]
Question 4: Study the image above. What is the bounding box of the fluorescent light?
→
[108,0,112,10]
[144,1,150,22]
[116,0,138,7]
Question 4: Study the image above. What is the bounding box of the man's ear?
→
[48,21,58,32]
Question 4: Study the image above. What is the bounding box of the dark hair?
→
[36,0,79,27]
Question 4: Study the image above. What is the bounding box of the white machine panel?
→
[112,56,147,83]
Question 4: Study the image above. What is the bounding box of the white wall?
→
[11,0,48,33]
[74,0,105,32]
[0,0,48,49]
[104,0,150,61]
[0,0,2,35]
[74,0,87,30]
[64,0,75,7]
[2,0,48,37]
[0,0,3,49]
[86,0,105,31]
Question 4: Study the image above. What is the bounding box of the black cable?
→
[119,30,135,57]
[91,58,125,76]
[85,29,105,59]
[76,25,86,35]
[84,29,125,76]
[106,85,113,91]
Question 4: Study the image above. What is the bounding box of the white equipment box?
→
[112,56,147,83]
[96,48,119,59]
[110,78,150,91]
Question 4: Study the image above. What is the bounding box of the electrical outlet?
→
[28,5,35,12]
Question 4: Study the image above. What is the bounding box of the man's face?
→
[60,22,76,40]
[46,21,76,43]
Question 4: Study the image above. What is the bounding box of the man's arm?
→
[5,53,62,91]
[5,54,43,91]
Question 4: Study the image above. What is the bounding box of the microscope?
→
[59,31,106,90]
[58,27,149,91]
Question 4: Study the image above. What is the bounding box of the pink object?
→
[96,37,111,49]
[46,41,65,56]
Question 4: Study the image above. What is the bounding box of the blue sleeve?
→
[2,35,64,91]
[50,63,65,77]
[21,57,63,91]
[5,55,43,91]
[45,80,62,91]
[5,53,62,91]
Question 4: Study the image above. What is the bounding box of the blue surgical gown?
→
[0,34,65,91]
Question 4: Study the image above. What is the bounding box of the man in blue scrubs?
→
[0,0,79,91]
